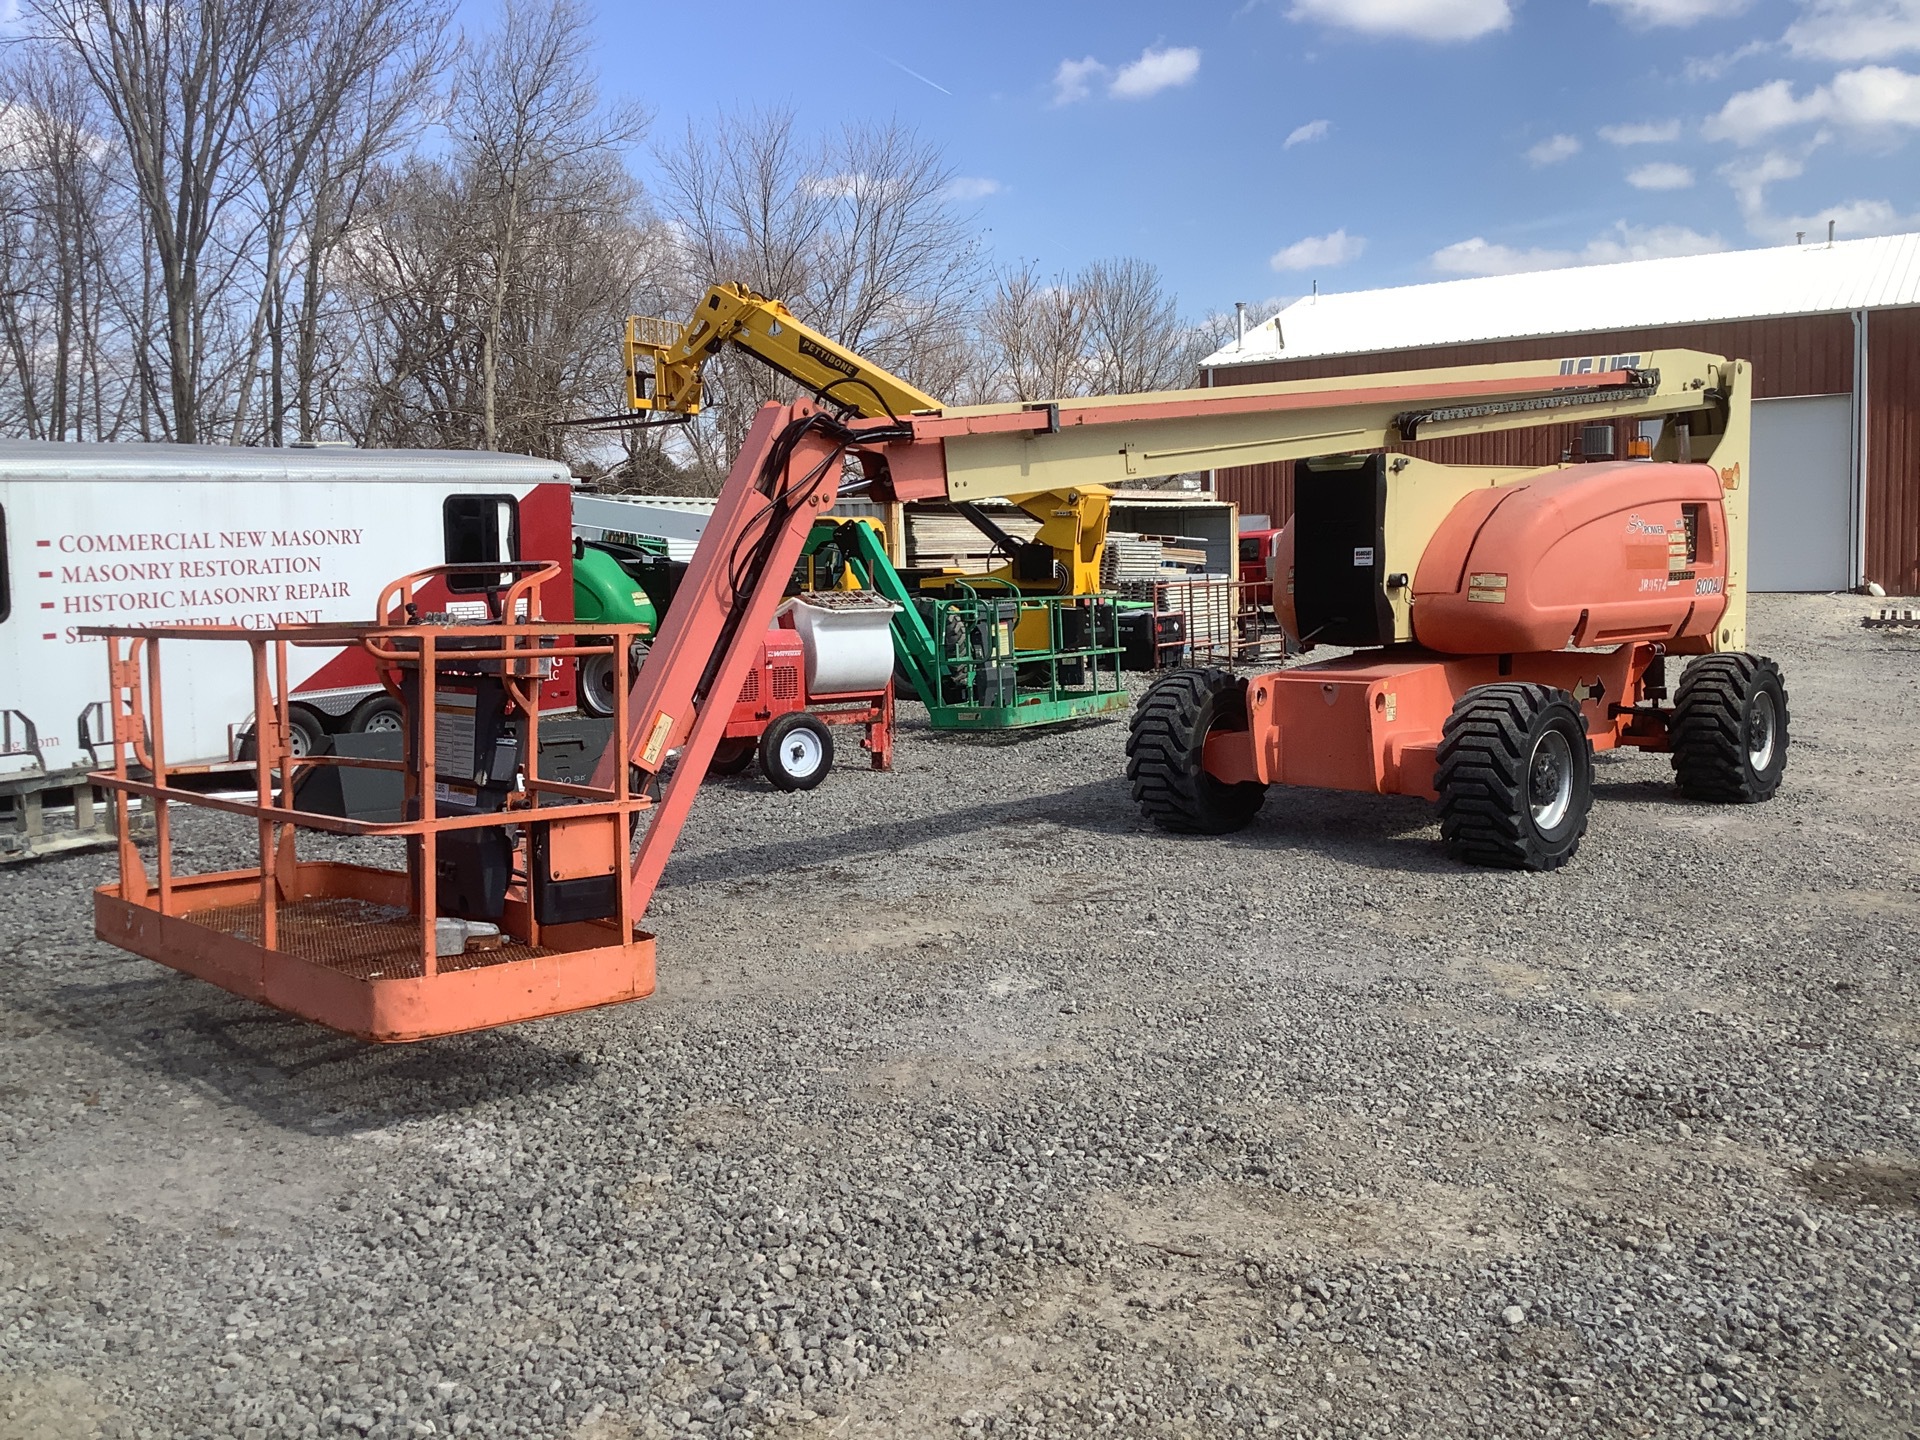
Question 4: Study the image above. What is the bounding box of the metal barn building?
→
[1201,232,1920,594]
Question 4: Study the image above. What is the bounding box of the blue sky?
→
[522,0,1920,320]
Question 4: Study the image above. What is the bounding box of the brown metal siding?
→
[1209,312,1883,578]
[1868,307,1920,593]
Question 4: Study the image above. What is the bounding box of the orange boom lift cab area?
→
[1138,356,1785,871]
[84,335,1785,1041]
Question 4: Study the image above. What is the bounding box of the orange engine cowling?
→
[1412,461,1729,654]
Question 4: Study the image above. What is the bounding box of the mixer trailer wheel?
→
[1436,683,1593,871]
[1127,667,1267,835]
[1670,653,1789,803]
[708,739,755,776]
[759,713,834,792]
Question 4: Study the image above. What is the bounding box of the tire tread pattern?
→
[1126,668,1266,835]
[1669,653,1789,803]
[1436,682,1591,871]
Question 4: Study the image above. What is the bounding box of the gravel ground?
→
[3,593,1918,1440]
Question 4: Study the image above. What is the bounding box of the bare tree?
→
[1079,256,1192,394]
[655,108,983,481]
[337,0,660,466]
[229,0,451,444]
[973,260,1087,402]
[449,0,646,450]
[0,52,139,439]
[973,255,1210,405]
[26,0,298,441]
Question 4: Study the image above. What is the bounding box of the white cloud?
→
[1052,46,1200,104]
[1270,229,1367,271]
[1784,1,1920,63]
[1628,160,1697,187]
[1775,195,1920,234]
[1719,142,1920,237]
[1527,133,1583,165]
[1599,118,1684,143]
[1431,222,1725,275]
[1110,45,1202,99]
[1827,61,1920,122]
[1703,78,1827,138]
[1704,64,1920,140]
[942,176,1002,202]
[1287,0,1513,42]
[1719,147,1810,218]
[1685,40,1773,80]
[1593,0,1751,25]
[1052,56,1106,105]
[1285,118,1332,147]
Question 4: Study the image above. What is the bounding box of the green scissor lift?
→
[827,520,1130,731]
[572,519,1132,732]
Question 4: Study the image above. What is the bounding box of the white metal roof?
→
[0,439,569,485]
[1205,231,1920,368]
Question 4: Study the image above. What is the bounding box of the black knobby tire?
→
[1436,682,1593,871]
[1670,653,1789,803]
[1126,667,1267,835]
[708,739,755,777]
[759,713,834,792]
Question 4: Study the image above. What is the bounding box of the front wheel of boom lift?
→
[1127,668,1267,835]
[1437,683,1594,872]
[1670,654,1789,803]
[759,713,834,792]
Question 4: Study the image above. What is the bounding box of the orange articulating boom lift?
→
[86,347,1781,1040]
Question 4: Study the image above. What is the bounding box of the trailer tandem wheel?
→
[1127,667,1266,835]
[1437,682,1593,872]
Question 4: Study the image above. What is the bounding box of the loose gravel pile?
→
[3,594,1918,1440]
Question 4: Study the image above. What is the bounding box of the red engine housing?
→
[1412,461,1729,653]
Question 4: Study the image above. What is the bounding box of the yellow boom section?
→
[625,283,1109,598]
[626,284,940,421]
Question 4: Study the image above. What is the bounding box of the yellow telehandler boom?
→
[624,283,1109,596]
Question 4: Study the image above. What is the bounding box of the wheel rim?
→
[288,725,311,759]
[581,656,615,714]
[780,729,824,778]
[363,709,402,735]
[1528,729,1574,832]
[1747,690,1777,770]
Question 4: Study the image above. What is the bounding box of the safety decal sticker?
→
[640,710,676,768]
[1467,572,1508,604]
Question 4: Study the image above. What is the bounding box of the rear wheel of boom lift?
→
[1437,683,1593,871]
[1127,668,1266,835]
[709,739,755,776]
[759,713,833,792]
[1670,653,1789,802]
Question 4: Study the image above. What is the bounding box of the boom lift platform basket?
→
[87,562,657,1041]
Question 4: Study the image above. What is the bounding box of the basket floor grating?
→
[182,896,555,981]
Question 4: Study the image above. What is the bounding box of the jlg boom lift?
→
[87,344,1784,1040]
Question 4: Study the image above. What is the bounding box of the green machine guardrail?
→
[831,520,1129,731]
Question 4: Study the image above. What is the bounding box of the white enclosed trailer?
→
[0,442,574,801]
